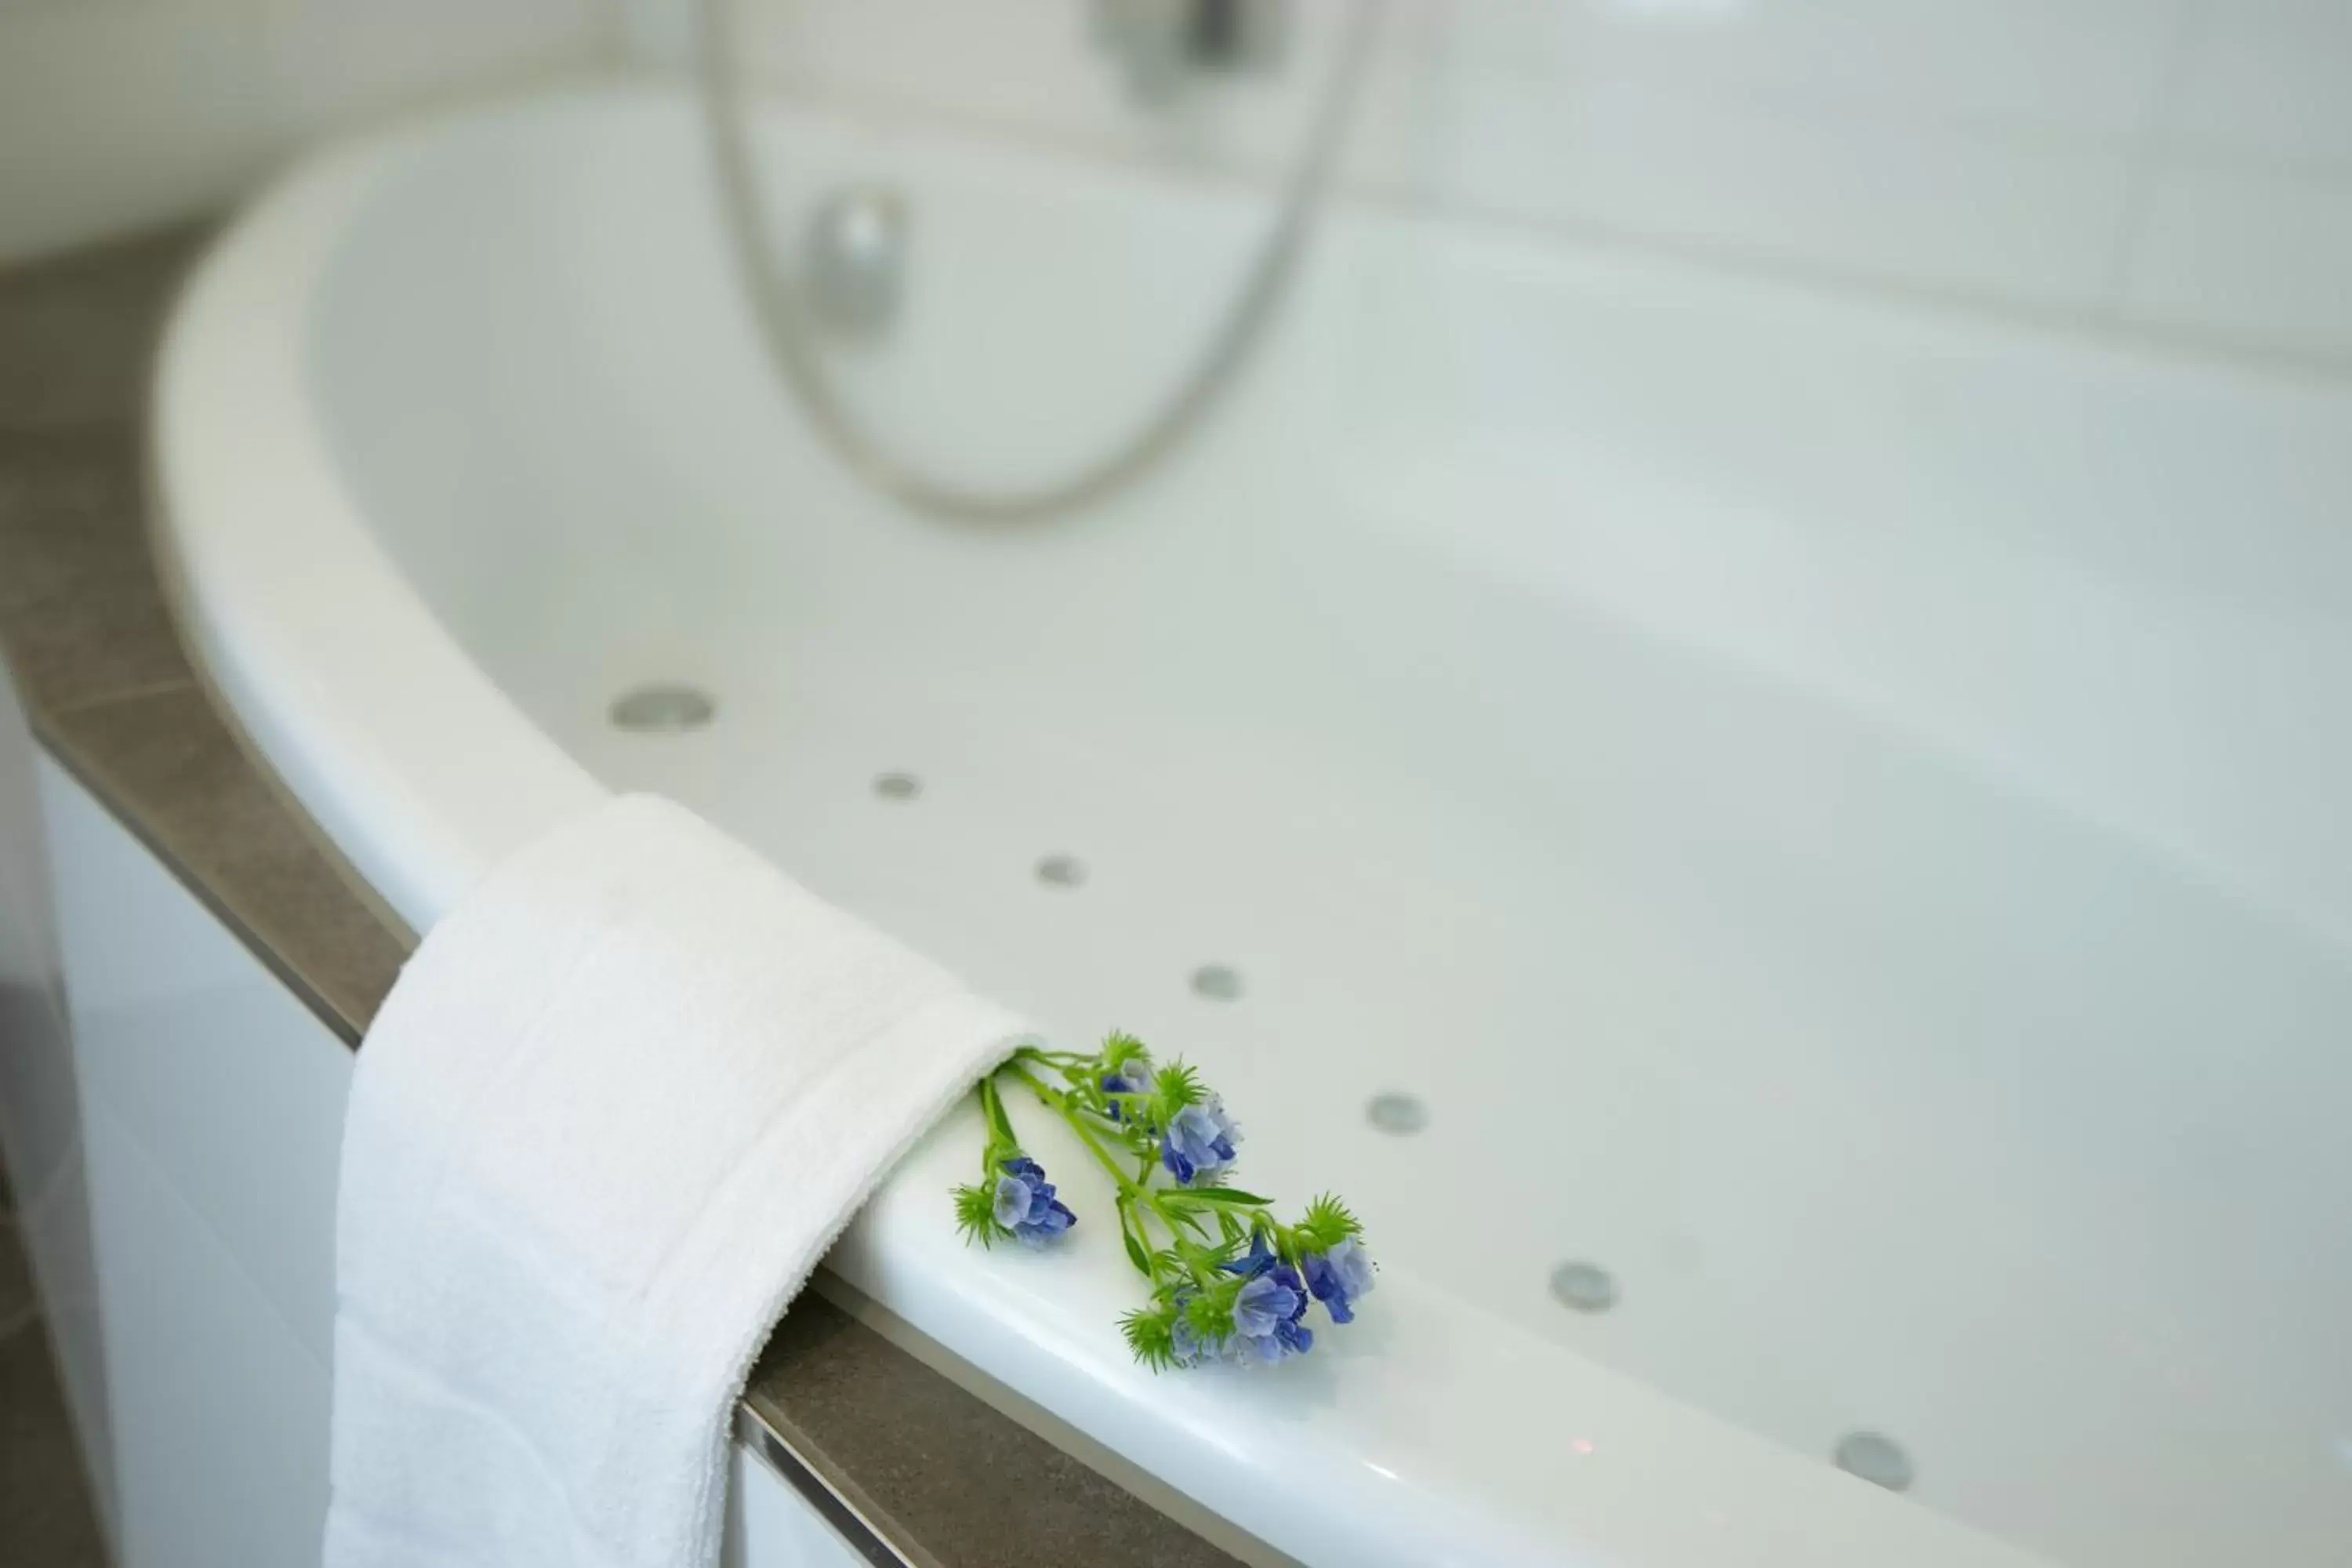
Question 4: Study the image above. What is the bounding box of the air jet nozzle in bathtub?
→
[608,683,716,733]
[1834,1431,1916,1494]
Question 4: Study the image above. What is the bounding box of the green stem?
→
[977,1074,1022,1155]
[1011,1044,1093,1071]
[1000,1062,1218,1287]
[1112,1194,1155,1280]
[1001,1063,1138,1196]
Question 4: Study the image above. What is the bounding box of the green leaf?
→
[1150,1060,1206,1117]
[1120,1306,1180,1373]
[1298,1192,1365,1250]
[1165,1188,1274,1207]
[977,1076,1020,1152]
[950,1182,1003,1249]
[1099,1030,1151,1072]
[1114,1197,1156,1278]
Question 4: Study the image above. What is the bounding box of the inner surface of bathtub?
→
[308,93,2352,1566]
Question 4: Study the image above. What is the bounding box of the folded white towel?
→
[325,793,1026,1568]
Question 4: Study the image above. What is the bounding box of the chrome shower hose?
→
[697,0,1385,524]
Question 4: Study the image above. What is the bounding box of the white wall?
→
[0,0,615,264]
[16,2,2342,358]
[617,0,2352,367]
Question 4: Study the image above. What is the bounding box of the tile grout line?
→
[2097,0,2214,318]
[40,673,199,722]
[782,59,2352,384]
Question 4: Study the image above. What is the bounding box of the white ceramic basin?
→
[155,81,2352,1567]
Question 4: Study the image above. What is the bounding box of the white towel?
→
[325,793,1027,1568]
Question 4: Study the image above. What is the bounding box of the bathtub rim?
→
[145,78,2066,1568]
[151,111,607,938]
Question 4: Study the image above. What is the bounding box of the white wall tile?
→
[0,0,608,263]
[704,0,1344,174]
[0,4,282,262]
[2084,0,2352,359]
[2118,160,2352,359]
[1555,0,2188,143]
[2169,0,2352,169]
[17,0,2352,360]
[1356,3,2156,307]
[263,0,604,128]
[636,0,2180,322]
[1355,61,2138,308]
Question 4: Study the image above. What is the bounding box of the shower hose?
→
[697,0,1385,524]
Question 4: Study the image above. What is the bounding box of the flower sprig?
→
[949,1032,1374,1370]
[950,1075,1076,1248]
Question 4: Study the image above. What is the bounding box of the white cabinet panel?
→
[42,757,343,1566]
[41,753,354,1365]
[723,1445,871,1568]
[0,673,114,1531]
[82,1102,333,1568]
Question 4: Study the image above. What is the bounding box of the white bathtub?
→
[154,82,2352,1567]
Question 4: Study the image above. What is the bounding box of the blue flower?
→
[1301,1237,1376,1324]
[1099,1061,1156,1123]
[1158,1096,1242,1185]
[1218,1236,1277,1279]
[1231,1262,1313,1363]
[991,1157,1076,1247]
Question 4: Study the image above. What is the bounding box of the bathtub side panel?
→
[39,757,346,1568]
[0,670,115,1539]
